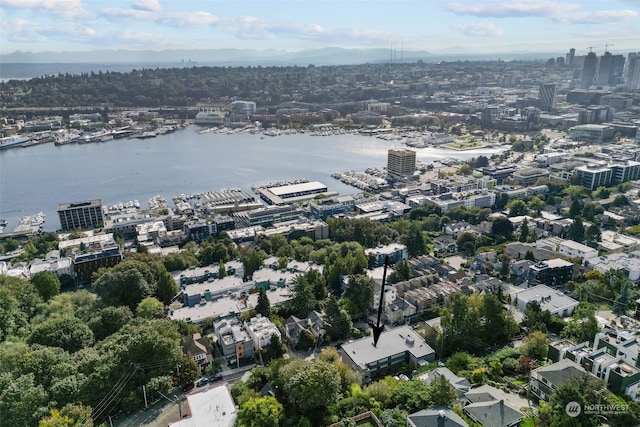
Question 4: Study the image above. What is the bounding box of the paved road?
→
[112,364,256,427]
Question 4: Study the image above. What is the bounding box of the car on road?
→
[196,378,209,387]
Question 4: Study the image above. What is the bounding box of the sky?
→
[0,0,639,55]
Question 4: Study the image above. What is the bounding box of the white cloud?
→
[445,1,580,18]
[453,22,504,37]
[1,17,96,44]
[132,0,162,12]
[0,0,88,19]
[555,9,638,24]
[99,7,159,21]
[161,11,222,27]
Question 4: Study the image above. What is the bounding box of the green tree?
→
[528,197,546,215]
[0,372,49,427]
[27,315,94,353]
[283,360,342,419]
[218,262,227,278]
[93,262,155,310]
[519,218,529,242]
[31,271,61,302]
[324,296,352,341]
[39,403,93,427]
[236,396,284,427]
[521,330,549,361]
[566,216,585,243]
[491,217,514,242]
[507,199,528,217]
[524,250,536,261]
[405,224,427,257]
[243,249,264,279]
[289,273,318,317]
[389,380,431,413]
[542,375,604,427]
[427,374,456,406]
[341,274,375,318]
[390,259,412,283]
[177,354,199,387]
[256,287,271,317]
[88,305,133,341]
[456,232,477,256]
[136,297,164,319]
[562,302,599,343]
[569,198,583,217]
[585,223,601,247]
[613,282,630,315]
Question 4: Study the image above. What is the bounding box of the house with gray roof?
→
[529,359,592,401]
[418,367,470,397]
[463,385,523,427]
[407,405,468,427]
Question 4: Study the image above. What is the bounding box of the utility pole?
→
[143,385,148,408]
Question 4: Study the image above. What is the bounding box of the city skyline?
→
[1,0,639,57]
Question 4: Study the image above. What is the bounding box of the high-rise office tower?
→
[538,83,556,112]
[611,55,626,84]
[581,52,597,88]
[566,48,575,66]
[387,148,416,180]
[597,51,613,86]
[625,52,640,90]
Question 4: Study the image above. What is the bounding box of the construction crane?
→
[586,46,602,53]
[604,43,614,52]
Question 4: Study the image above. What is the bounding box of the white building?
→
[557,239,598,261]
[168,383,237,427]
[245,314,281,350]
[511,284,579,317]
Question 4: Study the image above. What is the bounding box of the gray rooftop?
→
[341,325,435,370]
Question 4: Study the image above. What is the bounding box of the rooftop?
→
[340,325,435,370]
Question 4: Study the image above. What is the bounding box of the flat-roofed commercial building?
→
[233,205,302,228]
[575,164,613,190]
[387,148,416,180]
[339,325,435,380]
[58,199,104,231]
[568,124,614,143]
[256,181,334,205]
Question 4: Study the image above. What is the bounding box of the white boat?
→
[0,135,30,149]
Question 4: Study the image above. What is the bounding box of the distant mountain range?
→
[0,47,559,79]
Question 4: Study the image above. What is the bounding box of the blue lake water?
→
[0,126,506,232]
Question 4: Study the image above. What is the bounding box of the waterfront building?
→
[387,148,416,180]
[230,101,256,121]
[233,205,302,228]
[57,199,104,231]
[255,181,333,205]
[309,195,358,219]
[480,164,517,184]
[194,109,225,125]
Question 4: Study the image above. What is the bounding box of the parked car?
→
[196,378,209,387]
[209,373,223,382]
[181,382,195,392]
